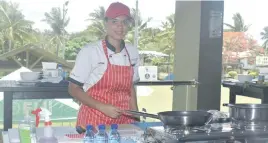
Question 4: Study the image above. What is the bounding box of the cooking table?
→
[0,80,193,131]
[222,82,268,104]
[2,123,156,143]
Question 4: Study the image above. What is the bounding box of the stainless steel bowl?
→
[223,104,268,123]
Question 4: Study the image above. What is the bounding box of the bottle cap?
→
[111,124,118,130]
[86,125,93,130]
[98,124,106,130]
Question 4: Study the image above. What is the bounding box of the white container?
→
[237,74,253,83]
[138,66,158,81]
[20,72,40,81]
[43,69,59,78]
[42,62,57,70]
[38,108,58,143]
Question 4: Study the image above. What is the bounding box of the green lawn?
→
[137,85,261,116]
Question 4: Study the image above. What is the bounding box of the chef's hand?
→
[99,104,122,118]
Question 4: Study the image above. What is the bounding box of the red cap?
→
[105,2,131,19]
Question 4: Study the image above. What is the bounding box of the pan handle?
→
[124,110,159,119]
[223,103,234,107]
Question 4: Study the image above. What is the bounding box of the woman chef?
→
[68,2,140,128]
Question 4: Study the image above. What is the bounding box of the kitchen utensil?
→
[223,103,268,122]
[43,69,59,78]
[125,110,212,127]
[20,72,41,81]
[42,62,57,70]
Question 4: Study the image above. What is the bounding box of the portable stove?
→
[143,122,268,143]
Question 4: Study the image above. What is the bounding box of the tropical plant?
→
[64,32,95,60]
[224,13,251,32]
[42,1,70,58]
[125,8,152,45]
[260,26,268,51]
[0,1,34,53]
[154,14,175,55]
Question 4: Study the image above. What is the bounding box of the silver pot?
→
[223,103,268,123]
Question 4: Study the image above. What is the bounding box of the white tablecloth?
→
[2,125,144,143]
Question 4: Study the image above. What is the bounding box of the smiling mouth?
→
[115,32,124,35]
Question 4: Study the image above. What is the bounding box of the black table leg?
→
[261,88,268,104]
[4,91,13,131]
[229,88,236,104]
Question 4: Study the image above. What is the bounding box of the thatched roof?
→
[0,46,74,71]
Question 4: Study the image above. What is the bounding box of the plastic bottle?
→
[95,124,108,143]
[18,116,32,143]
[18,104,36,143]
[83,125,95,143]
[57,64,64,78]
[108,124,120,143]
[30,119,37,143]
[38,108,58,143]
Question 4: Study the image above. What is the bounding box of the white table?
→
[2,125,143,143]
[2,126,81,143]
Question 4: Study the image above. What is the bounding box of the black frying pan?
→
[125,110,212,127]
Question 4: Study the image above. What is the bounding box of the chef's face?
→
[105,15,131,40]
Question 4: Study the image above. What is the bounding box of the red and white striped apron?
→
[76,40,134,128]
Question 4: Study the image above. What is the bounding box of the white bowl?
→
[20,72,40,81]
[42,62,57,70]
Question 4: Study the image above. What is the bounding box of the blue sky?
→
[7,0,268,44]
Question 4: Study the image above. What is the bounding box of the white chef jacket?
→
[69,40,140,92]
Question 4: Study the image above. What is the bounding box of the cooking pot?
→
[223,103,268,123]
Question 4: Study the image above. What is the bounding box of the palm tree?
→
[85,6,106,40]
[224,13,251,32]
[0,1,34,53]
[86,6,105,21]
[260,26,268,53]
[125,8,152,45]
[42,1,70,58]
[86,20,106,40]
[154,14,175,55]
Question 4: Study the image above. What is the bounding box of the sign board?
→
[256,56,268,66]
[209,10,223,38]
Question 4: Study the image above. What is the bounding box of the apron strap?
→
[101,40,111,64]
[124,48,132,67]
[102,39,132,67]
